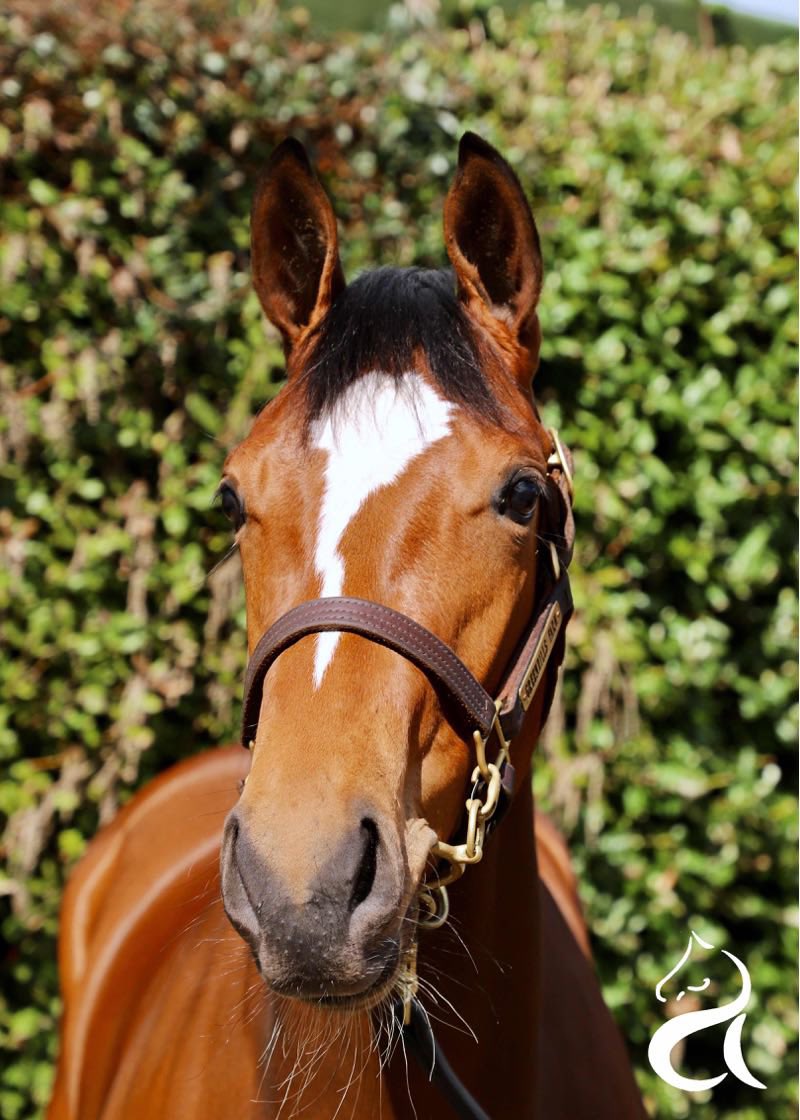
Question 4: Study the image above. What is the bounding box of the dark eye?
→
[497,474,540,524]
[217,482,245,530]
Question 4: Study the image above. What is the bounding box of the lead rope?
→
[392,996,492,1120]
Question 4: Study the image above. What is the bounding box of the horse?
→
[47,133,646,1119]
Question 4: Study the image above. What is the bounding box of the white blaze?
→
[311,371,453,686]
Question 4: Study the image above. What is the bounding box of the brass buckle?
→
[472,700,510,782]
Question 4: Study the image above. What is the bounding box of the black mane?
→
[301,267,500,421]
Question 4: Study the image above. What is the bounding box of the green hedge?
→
[0,2,796,1117]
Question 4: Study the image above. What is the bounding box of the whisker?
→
[206,540,241,582]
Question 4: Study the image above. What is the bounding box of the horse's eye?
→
[217,483,245,530]
[498,475,540,524]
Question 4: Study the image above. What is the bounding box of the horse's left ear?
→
[250,138,345,350]
[444,133,543,380]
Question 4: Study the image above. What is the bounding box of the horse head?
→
[219,134,559,1008]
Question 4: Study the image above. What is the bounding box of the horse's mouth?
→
[225,829,433,1012]
[266,899,418,1013]
[268,943,404,1012]
[313,954,403,1012]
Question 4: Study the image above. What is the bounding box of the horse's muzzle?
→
[220,808,406,1001]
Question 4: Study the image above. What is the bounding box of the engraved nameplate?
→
[518,602,562,710]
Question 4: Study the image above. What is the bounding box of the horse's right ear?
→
[250,138,345,351]
[444,133,543,382]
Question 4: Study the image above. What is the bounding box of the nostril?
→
[349,818,379,912]
[221,811,265,953]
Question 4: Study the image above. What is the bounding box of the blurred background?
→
[303,0,798,40]
[0,0,796,1116]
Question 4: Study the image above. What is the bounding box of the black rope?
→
[394,998,492,1120]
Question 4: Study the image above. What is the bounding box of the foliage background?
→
[0,1,796,1116]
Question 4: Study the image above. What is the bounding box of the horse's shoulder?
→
[50,746,256,1120]
[59,745,248,989]
[533,807,592,959]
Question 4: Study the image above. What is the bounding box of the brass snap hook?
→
[417,884,450,931]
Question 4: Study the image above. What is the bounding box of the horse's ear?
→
[250,138,345,350]
[444,133,543,377]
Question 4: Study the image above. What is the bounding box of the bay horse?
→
[48,134,646,1119]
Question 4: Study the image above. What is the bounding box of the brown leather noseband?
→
[242,576,572,750]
